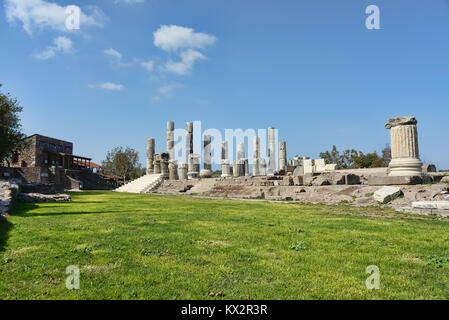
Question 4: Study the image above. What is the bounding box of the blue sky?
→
[1,0,449,169]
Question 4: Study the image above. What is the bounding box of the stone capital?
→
[385,116,417,129]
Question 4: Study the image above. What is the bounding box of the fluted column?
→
[237,142,245,160]
[167,121,175,161]
[268,127,276,175]
[146,138,155,174]
[186,122,193,163]
[279,141,287,172]
[200,135,213,178]
[385,116,423,176]
[221,141,231,177]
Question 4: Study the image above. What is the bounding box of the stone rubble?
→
[0,180,20,216]
[374,186,403,204]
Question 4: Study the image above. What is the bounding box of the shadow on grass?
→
[0,216,13,252]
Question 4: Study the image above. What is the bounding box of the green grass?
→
[1,191,449,300]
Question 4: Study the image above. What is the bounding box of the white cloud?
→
[153,25,216,52]
[151,83,183,101]
[89,82,124,91]
[104,48,132,67]
[141,59,155,72]
[164,49,205,75]
[5,0,106,35]
[33,36,73,59]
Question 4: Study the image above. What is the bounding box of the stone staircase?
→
[115,174,164,194]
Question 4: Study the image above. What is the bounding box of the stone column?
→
[188,154,200,179]
[221,141,228,160]
[253,158,260,176]
[146,138,155,174]
[221,160,231,177]
[161,160,169,179]
[268,127,276,174]
[233,160,239,177]
[153,154,161,174]
[186,122,193,163]
[237,142,245,160]
[259,158,267,176]
[200,135,213,178]
[253,136,260,159]
[179,163,188,180]
[279,141,287,172]
[242,158,249,176]
[385,116,423,176]
[168,162,178,180]
[167,121,175,161]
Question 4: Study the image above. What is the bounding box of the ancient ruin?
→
[113,116,448,216]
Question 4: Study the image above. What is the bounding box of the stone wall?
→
[0,180,20,216]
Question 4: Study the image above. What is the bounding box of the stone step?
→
[412,201,449,210]
[115,174,163,194]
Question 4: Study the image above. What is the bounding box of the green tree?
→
[0,84,27,167]
[320,145,388,169]
[381,144,391,165]
[101,146,142,183]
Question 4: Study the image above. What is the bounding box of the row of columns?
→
[147,122,288,179]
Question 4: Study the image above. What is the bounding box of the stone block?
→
[374,186,402,203]
[412,201,449,210]
[441,176,449,183]
[325,164,337,171]
[422,164,437,173]
[367,175,423,186]
[292,176,303,186]
[345,174,361,185]
[281,176,293,186]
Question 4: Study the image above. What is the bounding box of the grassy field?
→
[1,191,449,300]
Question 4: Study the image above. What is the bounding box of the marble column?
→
[167,121,175,161]
[146,138,155,174]
[221,160,231,177]
[259,158,267,176]
[268,127,276,175]
[221,141,228,160]
[188,154,200,179]
[200,135,213,178]
[242,158,249,176]
[385,116,423,176]
[279,141,287,172]
[168,162,178,180]
[161,160,170,179]
[186,122,193,163]
[237,142,245,160]
[253,136,260,176]
[153,154,161,174]
[179,163,188,180]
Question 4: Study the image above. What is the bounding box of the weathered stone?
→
[202,134,212,178]
[303,159,313,175]
[259,158,267,176]
[293,165,304,177]
[160,160,170,179]
[385,116,417,129]
[186,122,193,163]
[374,186,402,203]
[412,201,449,210]
[292,176,303,186]
[187,154,200,179]
[268,127,276,174]
[385,116,422,176]
[146,138,155,174]
[325,164,337,171]
[441,176,449,183]
[179,163,188,180]
[167,121,175,161]
[279,141,287,172]
[168,162,178,180]
[19,193,71,203]
[221,160,231,177]
[368,175,423,186]
[281,176,293,186]
[345,174,361,185]
[314,159,326,173]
